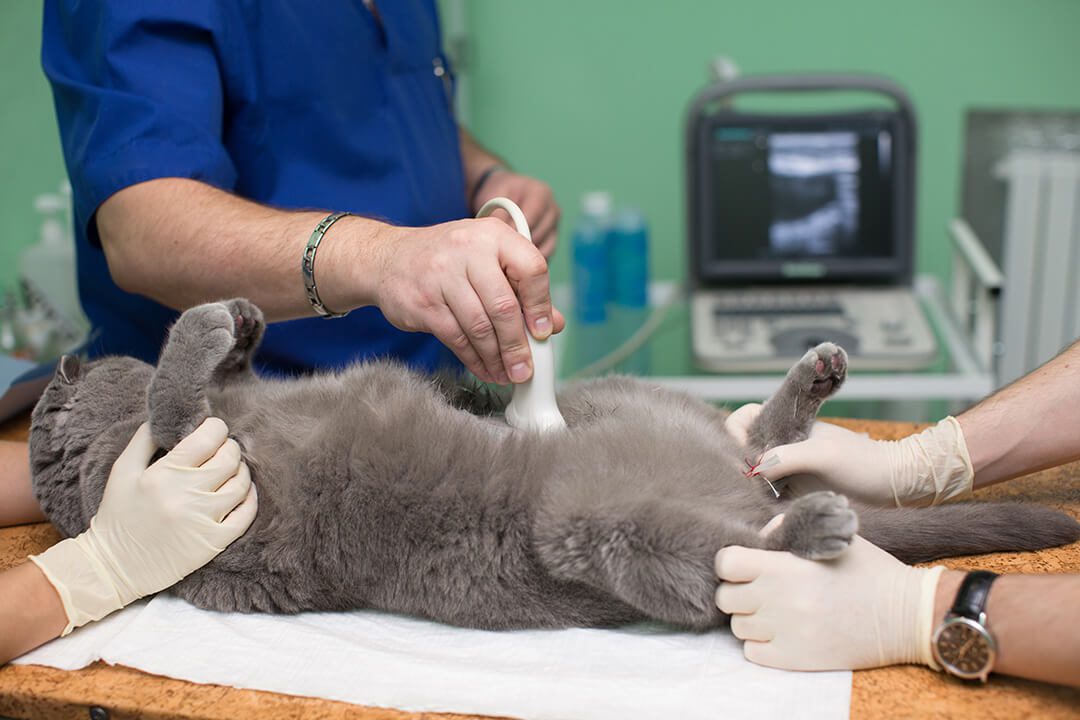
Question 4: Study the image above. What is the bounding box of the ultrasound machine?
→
[685,74,937,371]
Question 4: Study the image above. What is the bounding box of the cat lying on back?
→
[30,299,1080,630]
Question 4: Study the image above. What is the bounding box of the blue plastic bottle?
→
[572,211,609,325]
[610,208,649,309]
[570,200,612,373]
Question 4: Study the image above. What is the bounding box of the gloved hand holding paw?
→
[716,535,945,671]
[727,403,974,507]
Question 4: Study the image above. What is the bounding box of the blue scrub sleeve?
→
[42,1,238,246]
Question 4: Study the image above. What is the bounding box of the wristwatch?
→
[931,570,998,682]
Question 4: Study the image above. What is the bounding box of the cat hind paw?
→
[778,491,858,560]
[797,342,848,400]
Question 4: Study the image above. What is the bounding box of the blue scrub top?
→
[42,0,465,375]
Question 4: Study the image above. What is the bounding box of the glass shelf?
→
[553,276,993,420]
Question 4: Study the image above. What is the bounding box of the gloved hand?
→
[727,403,974,507]
[723,402,762,448]
[715,533,946,671]
[30,418,257,634]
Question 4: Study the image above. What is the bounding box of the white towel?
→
[17,595,851,719]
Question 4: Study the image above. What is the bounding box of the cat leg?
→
[534,503,767,629]
[745,342,847,459]
[147,299,262,449]
[211,298,264,383]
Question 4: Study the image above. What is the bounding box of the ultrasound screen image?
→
[767,132,859,255]
[707,124,894,265]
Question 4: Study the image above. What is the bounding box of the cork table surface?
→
[1,412,1078,720]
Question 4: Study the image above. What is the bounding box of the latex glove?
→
[724,402,762,448]
[715,534,945,671]
[472,168,561,258]
[30,418,257,634]
[728,401,974,507]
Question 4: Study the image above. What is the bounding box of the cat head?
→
[30,354,154,478]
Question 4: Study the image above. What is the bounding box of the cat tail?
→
[855,501,1080,564]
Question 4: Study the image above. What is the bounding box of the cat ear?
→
[57,354,81,385]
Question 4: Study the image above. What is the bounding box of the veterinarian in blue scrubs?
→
[41,0,562,383]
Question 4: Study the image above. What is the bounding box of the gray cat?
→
[30,299,1080,630]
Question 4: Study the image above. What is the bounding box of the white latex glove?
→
[30,418,257,634]
[728,403,974,507]
[723,402,762,448]
[715,533,945,671]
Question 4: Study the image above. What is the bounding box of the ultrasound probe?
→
[475,197,568,433]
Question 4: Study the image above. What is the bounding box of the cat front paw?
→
[173,302,240,361]
[795,342,848,400]
[218,299,265,373]
[171,299,265,379]
[777,491,858,560]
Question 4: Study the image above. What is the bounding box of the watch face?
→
[935,618,995,679]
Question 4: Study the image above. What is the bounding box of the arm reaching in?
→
[715,534,1080,687]
[1,418,256,663]
[727,338,1080,506]
[0,441,44,526]
[459,127,561,259]
[98,178,564,384]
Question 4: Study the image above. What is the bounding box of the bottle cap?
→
[581,191,614,219]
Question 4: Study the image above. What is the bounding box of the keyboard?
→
[692,286,938,371]
[711,290,844,317]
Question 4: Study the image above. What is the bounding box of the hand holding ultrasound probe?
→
[476,197,567,433]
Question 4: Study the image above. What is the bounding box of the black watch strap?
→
[950,570,998,620]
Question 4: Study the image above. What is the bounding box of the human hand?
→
[724,402,762,448]
[30,418,257,634]
[375,217,565,384]
[728,403,974,507]
[471,169,561,258]
[715,534,945,671]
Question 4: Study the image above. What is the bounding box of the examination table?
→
[1,413,1078,719]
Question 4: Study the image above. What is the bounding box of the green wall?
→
[457,0,1080,287]
[3,1,1078,296]
[0,0,67,294]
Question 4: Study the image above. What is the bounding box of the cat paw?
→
[794,342,848,400]
[778,491,858,560]
[172,302,240,362]
[170,299,264,379]
[218,299,264,375]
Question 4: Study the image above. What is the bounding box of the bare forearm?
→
[958,338,1080,488]
[96,178,398,321]
[458,127,505,201]
[933,570,1080,687]
[0,441,43,526]
[0,562,68,664]
[97,175,559,384]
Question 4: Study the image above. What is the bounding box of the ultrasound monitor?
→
[691,110,915,287]
[684,75,933,371]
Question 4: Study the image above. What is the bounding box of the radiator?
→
[995,149,1080,385]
